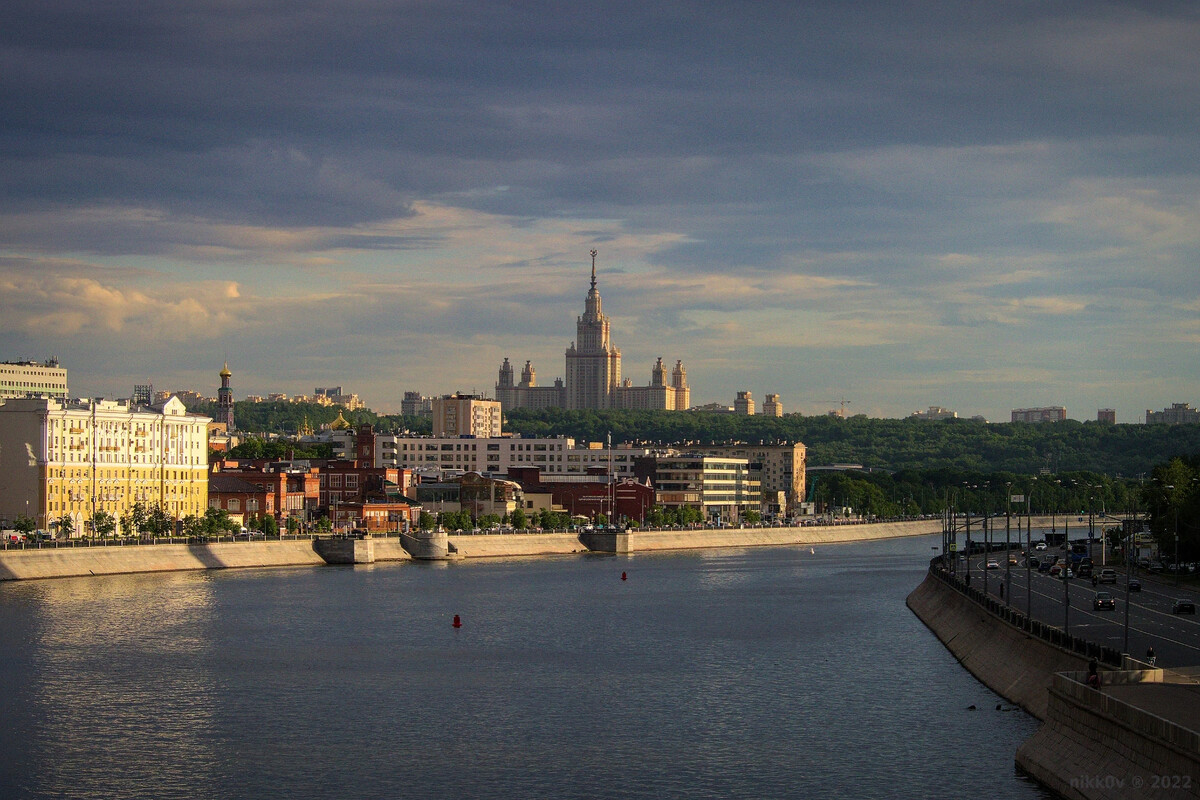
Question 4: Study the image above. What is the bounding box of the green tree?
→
[91,511,117,537]
[477,514,502,529]
[314,516,333,532]
[511,507,528,530]
[286,516,301,534]
[53,515,74,539]
[259,514,278,536]
[418,511,435,531]
[743,509,761,524]
[595,512,608,527]
[13,515,36,534]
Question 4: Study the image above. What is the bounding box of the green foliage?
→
[417,511,435,531]
[286,516,301,534]
[91,512,116,537]
[511,508,528,530]
[52,515,74,538]
[13,515,36,534]
[594,512,608,526]
[743,509,761,523]
[314,516,333,532]
[256,514,279,536]
[440,510,472,530]
[226,437,333,461]
[503,409,1200,475]
[1140,456,1200,562]
[186,400,432,437]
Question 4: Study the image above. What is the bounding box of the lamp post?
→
[1005,481,1012,608]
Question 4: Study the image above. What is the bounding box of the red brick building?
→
[506,467,655,522]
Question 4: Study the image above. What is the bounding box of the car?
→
[1172,600,1196,615]
[1035,542,1047,551]
[1009,556,1019,565]
[1097,568,1117,584]
[985,560,1000,570]
[1093,592,1116,611]
[1029,557,1040,569]
[1038,560,1052,573]
[1128,579,1142,592]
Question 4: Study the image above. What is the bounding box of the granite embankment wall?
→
[0,540,328,581]
[446,519,940,559]
[907,570,1089,720]
[628,519,939,552]
[1016,673,1200,800]
[0,519,940,581]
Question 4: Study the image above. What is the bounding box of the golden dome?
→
[330,410,351,430]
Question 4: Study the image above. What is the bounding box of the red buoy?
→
[621,572,627,581]
[452,614,462,628]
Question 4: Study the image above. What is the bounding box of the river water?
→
[0,534,1053,799]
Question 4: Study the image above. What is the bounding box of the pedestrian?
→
[1146,645,1156,666]
[1087,659,1101,690]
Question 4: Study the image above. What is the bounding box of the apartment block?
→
[0,396,210,534]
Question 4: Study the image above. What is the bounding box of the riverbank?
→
[906,570,1088,719]
[0,519,940,581]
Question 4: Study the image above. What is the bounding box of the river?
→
[0,534,1052,799]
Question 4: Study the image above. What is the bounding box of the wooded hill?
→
[187,401,1199,477]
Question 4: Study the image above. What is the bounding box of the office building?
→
[1011,407,1067,423]
[0,358,68,400]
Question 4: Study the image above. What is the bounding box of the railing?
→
[928,555,1124,667]
[1055,671,1200,753]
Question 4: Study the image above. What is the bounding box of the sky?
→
[2,1,1198,421]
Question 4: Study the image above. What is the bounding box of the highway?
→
[957,548,1200,668]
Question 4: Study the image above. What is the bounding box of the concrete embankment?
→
[1016,671,1200,800]
[0,519,939,581]
[628,519,939,552]
[907,571,1088,719]
[0,540,328,581]
[447,519,940,559]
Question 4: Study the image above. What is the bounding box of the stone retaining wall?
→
[906,571,1089,719]
[1015,674,1200,800]
[0,540,326,581]
[0,519,940,580]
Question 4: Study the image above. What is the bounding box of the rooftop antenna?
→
[590,249,598,290]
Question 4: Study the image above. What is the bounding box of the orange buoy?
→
[452,614,462,628]
[621,572,627,581]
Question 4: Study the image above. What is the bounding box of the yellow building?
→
[0,396,210,535]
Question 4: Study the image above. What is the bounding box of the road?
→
[956,548,1200,668]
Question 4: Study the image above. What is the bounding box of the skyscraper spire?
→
[590,249,597,291]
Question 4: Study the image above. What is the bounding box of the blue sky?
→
[1,1,1197,420]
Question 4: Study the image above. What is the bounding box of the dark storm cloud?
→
[4,0,1198,234]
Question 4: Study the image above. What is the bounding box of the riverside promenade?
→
[0,518,941,581]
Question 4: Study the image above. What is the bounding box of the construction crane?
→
[819,398,852,418]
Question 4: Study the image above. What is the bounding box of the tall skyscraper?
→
[496,252,689,412]
[565,250,622,410]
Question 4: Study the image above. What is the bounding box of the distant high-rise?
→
[763,393,782,417]
[1146,403,1199,425]
[432,394,502,438]
[1097,408,1116,424]
[217,362,235,431]
[734,391,755,415]
[1011,407,1066,423]
[132,384,153,406]
[911,406,957,421]
[496,252,689,412]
